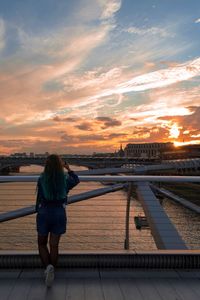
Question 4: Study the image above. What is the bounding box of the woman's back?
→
[40,154,66,201]
[36,154,79,208]
[39,172,67,201]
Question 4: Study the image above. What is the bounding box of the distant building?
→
[34,153,49,158]
[124,142,174,158]
[116,144,125,157]
[11,152,27,157]
[182,144,200,157]
[162,144,200,159]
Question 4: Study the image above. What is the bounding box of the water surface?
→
[0,165,199,251]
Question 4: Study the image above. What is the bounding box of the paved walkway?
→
[1,268,200,300]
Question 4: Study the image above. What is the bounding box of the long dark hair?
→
[40,154,66,201]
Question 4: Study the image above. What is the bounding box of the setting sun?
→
[169,123,180,139]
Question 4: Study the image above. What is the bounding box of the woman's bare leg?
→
[38,234,50,267]
[49,233,61,267]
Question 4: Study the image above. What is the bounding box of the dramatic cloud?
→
[124,26,170,37]
[157,106,200,142]
[108,132,127,139]
[116,57,200,93]
[157,106,200,126]
[0,1,200,154]
[52,116,77,122]
[75,122,93,131]
[61,133,106,142]
[100,0,121,20]
[96,116,121,128]
[50,56,200,119]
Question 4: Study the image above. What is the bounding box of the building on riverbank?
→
[124,142,174,158]
[162,144,200,159]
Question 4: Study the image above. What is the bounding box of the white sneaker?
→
[44,264,54,287]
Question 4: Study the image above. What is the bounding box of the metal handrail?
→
[0,183,127,223]
[0,175,200,182]
[0,175,200,251]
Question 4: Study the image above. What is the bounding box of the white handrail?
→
[0,175,200,182]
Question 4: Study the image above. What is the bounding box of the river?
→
[0,165,199,251]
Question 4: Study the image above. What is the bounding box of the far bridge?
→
[0,156,160,174]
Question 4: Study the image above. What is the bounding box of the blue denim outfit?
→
[36,205,67,235]
[36,171,79,235]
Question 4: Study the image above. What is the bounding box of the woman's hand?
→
[64,161,71,171]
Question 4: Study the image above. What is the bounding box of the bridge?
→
[0,174,200,299]
[1,156,200,175]
[0,168,200,299]
[0,156,160,174]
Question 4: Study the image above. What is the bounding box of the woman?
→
[36,154,79,287]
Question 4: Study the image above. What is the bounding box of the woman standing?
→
[36,154,79,287]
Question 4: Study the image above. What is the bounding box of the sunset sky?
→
[0,0,200,154]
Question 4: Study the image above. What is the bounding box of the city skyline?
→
[0,0,200,154]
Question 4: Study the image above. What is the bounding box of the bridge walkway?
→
[1,266,200,300]
[1,175,200,299]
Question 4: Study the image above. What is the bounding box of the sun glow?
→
[169,123,180,139]
[174,140,200,147]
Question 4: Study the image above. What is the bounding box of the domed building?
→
[117,144,125,157]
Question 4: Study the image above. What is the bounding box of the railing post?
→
[124,182,133,250]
